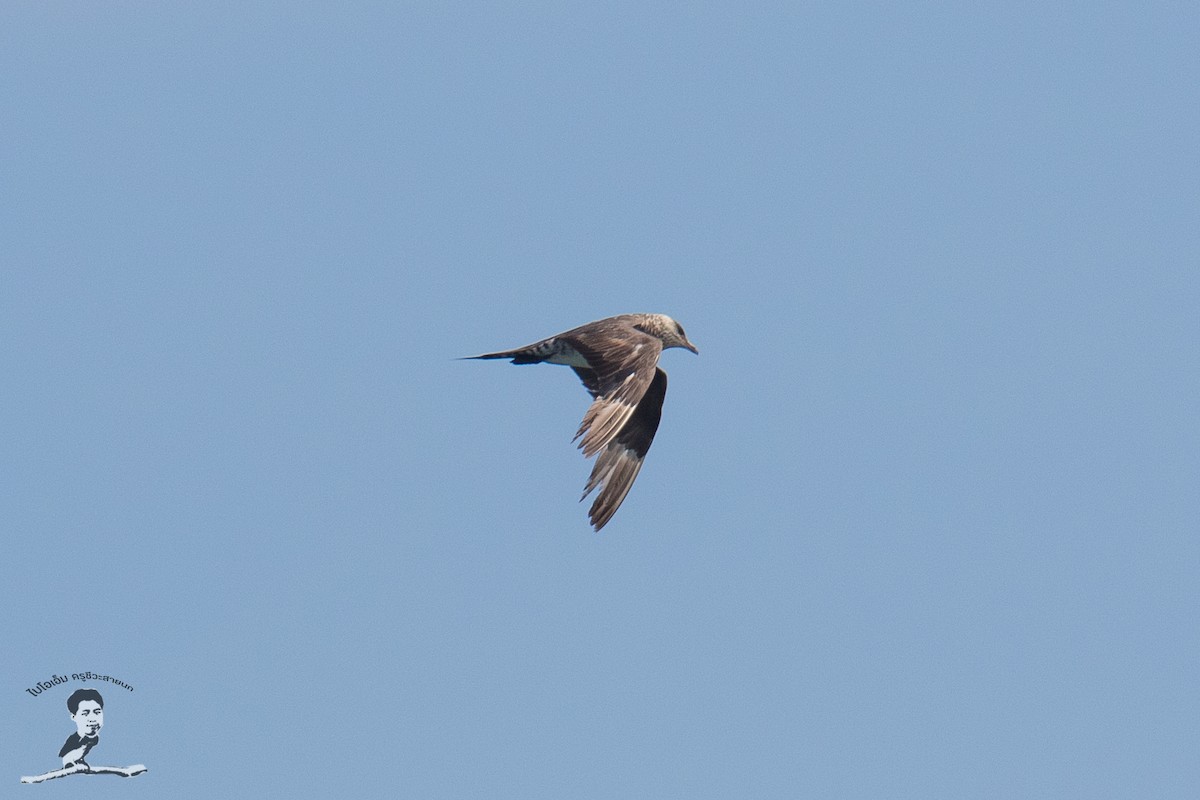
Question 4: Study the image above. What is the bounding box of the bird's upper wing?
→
[581,367,668,530]
[564,326,663,458]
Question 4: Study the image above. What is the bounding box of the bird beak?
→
[685,340,699,354]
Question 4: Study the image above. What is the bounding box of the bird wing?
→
[564,327,663,458]
[581,367,668,530]
[571,366,602,398]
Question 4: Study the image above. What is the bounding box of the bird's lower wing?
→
[582,368,667,530]
[569,333,662,458]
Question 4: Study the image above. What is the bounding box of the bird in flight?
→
[466,313,698,530]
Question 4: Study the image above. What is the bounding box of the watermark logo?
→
[19,681,147,785]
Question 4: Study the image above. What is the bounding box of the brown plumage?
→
[465,313,697,530]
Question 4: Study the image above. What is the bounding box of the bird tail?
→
[459,350,544,364]
[460,350,510,360]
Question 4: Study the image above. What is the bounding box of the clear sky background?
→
[3,2,1198,798]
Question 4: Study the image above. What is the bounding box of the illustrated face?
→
[72,700,103,737]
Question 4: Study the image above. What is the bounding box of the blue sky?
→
[4,2,1198,797]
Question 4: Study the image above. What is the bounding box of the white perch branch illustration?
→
[20,763,147,784]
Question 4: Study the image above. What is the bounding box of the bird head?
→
[646,314,698,354]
